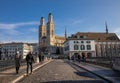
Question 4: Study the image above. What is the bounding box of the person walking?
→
[26,51,34,74]
[78,54,81,62]
[14,51,21,74]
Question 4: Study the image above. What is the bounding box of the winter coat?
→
[26,53,34,63]
[15,53,21,67]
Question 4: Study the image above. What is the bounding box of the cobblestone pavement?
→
[0,60,50,83]
[17,60,108,83]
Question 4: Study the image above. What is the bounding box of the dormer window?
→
[80,36,83,38]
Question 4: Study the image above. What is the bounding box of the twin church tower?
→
[39,13,66,54]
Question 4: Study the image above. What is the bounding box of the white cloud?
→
[0,23,16,29]
[0,21,39,43]
[113,27,120,38]
[72,19,83,25]
[0,21,39,30]
[29,28,38,33]
[15,21,39,26]
[113,27,120,33]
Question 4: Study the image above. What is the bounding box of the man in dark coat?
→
[26,51,34,74]
[14,51,21,74]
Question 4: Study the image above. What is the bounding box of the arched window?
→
[74,45,79,50]
[87,45,91,50]
[80,45,85,50]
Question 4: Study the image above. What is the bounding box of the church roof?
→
[55,36,66,40]
[73,32,120,42]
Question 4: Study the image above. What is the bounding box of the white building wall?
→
[1,43,32,60]
[64,39,96,57]
[68,40,95,51]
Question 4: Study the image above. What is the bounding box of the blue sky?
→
[0,0,120,43]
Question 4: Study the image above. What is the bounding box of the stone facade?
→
[39,13,66,54]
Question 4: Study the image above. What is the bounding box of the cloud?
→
[0,21,39,30]
[113,27,120,33]
[0,21,39,43]
[29,28,38,33]
[72,19,83,25]
[0,23,16,29]
[113,27,120,38]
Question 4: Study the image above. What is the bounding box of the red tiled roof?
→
[74,32,120,42]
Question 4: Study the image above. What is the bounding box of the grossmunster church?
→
[39,13,66,54]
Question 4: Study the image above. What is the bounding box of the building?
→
[64,38,96,59]
[39,13,66,54]
[64,24,120,58]
[0,42,32,60]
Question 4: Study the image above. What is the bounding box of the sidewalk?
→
[0,59,52,83]
[71,61,120,83]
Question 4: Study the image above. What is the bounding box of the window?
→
[80,36,83,38]
[87,45,91,50]
[64,46,69,51]
[74,41,79,43]
[43,33,45,36]
[52,30,54,36]
[74,36,77,38]
[74,41,75,43]
[80,45,85,50]
[74,45,79,50]
[81,41,84,43]
[86,41,91,43]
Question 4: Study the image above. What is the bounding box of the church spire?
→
[48,13,53,23]
[40,17,45,25]
[105,21,108,34]
[65,27,67,39]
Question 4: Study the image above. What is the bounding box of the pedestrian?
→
[78,54,81,62]
[82,52,86,62]
[25,51,34,74]
[38,53,41,62]
[14,51,21,74]
[68,56,70,60]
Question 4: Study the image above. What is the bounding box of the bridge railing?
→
[0,60,26,72]
[86,57,113,68]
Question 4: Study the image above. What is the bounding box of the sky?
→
[0,0,120,43]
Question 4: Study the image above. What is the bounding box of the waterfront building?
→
[0,42,32,60]
[64,38,96,59]
[64,24,120,58]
